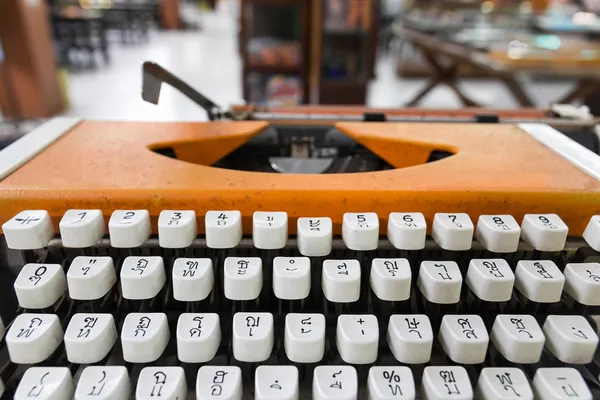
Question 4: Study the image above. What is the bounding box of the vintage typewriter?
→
[0,62,599,399]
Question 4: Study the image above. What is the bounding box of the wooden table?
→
[395,26,600,108]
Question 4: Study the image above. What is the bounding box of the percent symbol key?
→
[368,366,415,399]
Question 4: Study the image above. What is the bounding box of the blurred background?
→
[2,0,600,136]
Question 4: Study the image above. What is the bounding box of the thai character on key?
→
[213,370,227,384]
[28,275,42,285]
[587,270,600,282]
[439,370,456,383]
[534,262,552,279]
[134,328,147,337]
[246,316,260,327]
[154,371,167,384]
[510,318,526,330]
[189,328,201,337]
[29,317,43,328]
[77,328,91,338]
[463,329,478,339]
[211,385,222,395]
[405,318,422,338]
[137,317,151,329]
[83,317,98,329]
[457,318,472,330]
[193,316,203,328]
[384,261,398,270]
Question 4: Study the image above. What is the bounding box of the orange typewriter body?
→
[0,118,599,235]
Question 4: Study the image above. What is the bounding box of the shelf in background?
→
[244,63,302,74]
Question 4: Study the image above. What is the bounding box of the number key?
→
[59,209,105,248]
[108,210,151,248]
[205,210,243,249]
[14,263,67,309]
[387,212,427,250]
[521,214,568,251]
[475,215,521,253]
[158,210,197,248]
[368,366,415,400]
[432,213,474,251]
[342,212,379,250]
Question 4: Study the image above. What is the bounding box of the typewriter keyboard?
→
[1,210,600,399]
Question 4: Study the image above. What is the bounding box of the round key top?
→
[466,259,514,302]
[543,315,598,364]
[297,217,332,256]
[2,210,54,249]
[432,213,474,251]
[439,314,489,364]
[313,365,357,400]
[475,215,521,253]
[136,367,187,400]
[336,314,379,364]
[158,210,197,248]
[14,367,74,400]
[64,313,117,364]
[108,210,151,248]
[67,256,116,300]
[342,212,379,250]
[563,262,600,306]
[176,313,221,363]
[417,261,462,304]
[75,366,130,400]
[533,368,592,400]
[60,209,105,248]
[6,313,63,364]
[368,366,416,400]
[196,366,242,400]
[14,263,67,309]
[490,314,545,364]
[121,313,169,363]
[322,259,361,303]
[521,214,568,251]
[255,365,299,400]
[476,368,533,400]
[120,256,166,300]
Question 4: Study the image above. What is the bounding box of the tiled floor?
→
[49,2,585,121]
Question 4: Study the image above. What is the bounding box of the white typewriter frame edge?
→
[0,117,81,181]
[519,123,600,181]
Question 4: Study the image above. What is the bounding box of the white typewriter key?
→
[475,215,521,253]
[0,316,4,340]
[224,257,263,300]
[370,258,411,301]
[466,259,514,302]
[108,210,151,248]
[14,367,74,400]
[564,262,600,305]
[64,313,117,363]
[533,368,592,400]
[297,217,333,256]
[2,210,54,249]
[158,210,197,248]
[521,213,568,251]
[313,365,357,400]
[233,312,274,362]
[417,261,462,304]
[171,258,213,302]
[368,366,415,400]
[476,368,533,400]
[342,212,379,250]
[60,209,105,248]
[0,377,4,398]
[120,256,166,300]
[273,257,311,300]
[439,314,489,364]
[514,260,564,303]
[432,213,474,251]
[322,259,361,303]
[6,313,63,364]
[387,314,433,364]
[336,314,379,364]
[176,313,221,363]
[75,366,130,400]
[196,366,242,400]
[255,365,299,400]
[490,314,545,364]
[422,366,472,400]
[136,367,186,400]
[14,263,67,309]
[387,212,427,250]
[253,211,288,249]
[284,313,326,363]
[543,315,598,364]
[121,313,169,363]
[583,215,600,251]
[205,210,243,249]
[67,256,116,300]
